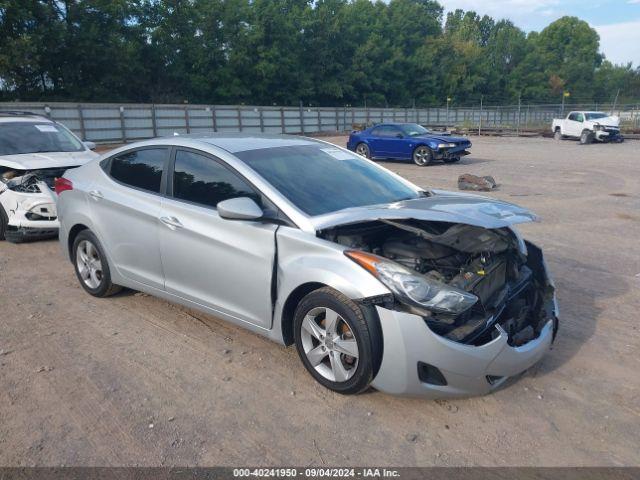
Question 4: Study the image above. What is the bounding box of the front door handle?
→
[89,190,103,200]
[159,216,183,230]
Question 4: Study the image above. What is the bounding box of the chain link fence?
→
[1,101,639,143]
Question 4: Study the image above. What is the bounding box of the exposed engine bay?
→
[1,166,69,193]
[320,219,556,347]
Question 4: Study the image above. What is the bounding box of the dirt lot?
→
[1,136,639,467]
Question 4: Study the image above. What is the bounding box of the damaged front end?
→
[320,219,557,349]
[0,167,66,242]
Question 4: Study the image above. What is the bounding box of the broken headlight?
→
[345,250,478,315]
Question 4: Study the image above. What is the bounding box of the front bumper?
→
[5,225,59,242]
[0,187,59,241]
[594,129,623,142]
[371,302,557,398]
[434,146,471,159]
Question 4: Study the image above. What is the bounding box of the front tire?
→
[443,155,460,164]
[0,203,8,241]
[580,130,594,145]
[293,287,380,395]
[72,230,121,297]
[413,145,433,166]
[355,142,370,158]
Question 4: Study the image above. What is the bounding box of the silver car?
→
[55,134,558,398]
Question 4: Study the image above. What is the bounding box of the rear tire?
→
[0,203,7,241]
[554,129,563,141]
[293,287,380,395]
[355,142,370,159]
[412,145,433,166]
[580,130,594,145]
[72,230,121,297]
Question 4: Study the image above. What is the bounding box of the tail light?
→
[54,177,73,195]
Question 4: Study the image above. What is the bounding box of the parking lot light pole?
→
[446,97,451,131]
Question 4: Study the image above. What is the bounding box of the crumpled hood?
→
[0,150,98,170]
[312,189,537,231]
[412,133,470,144]
[589,115,619,128]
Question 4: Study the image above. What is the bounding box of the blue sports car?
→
[347,123,472,166]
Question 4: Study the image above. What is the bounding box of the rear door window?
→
[109,148,167,193]
[171,149,260,208]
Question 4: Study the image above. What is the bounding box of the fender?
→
[270,226,390,343]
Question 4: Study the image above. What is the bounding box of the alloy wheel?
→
[299,307,359,382]
[413,146,432,165]
[76,240,103,289]
[356,143,370,158]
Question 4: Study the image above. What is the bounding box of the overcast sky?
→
[439,0,640,66]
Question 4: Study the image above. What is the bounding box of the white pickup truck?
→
[551,111,623,144]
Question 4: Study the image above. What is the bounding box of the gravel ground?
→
[0,135,639,467]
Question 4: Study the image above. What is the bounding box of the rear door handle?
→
[159,216,183,230]
[89,190,103,200]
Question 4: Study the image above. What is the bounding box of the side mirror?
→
[395,133,404,138]
[84,141,96,150]
[217,197,263,221]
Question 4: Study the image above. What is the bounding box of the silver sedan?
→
[55,134,558,398]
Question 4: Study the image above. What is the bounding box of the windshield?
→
[0,122,85,155]
[585,113,608,120]
[399,123,430,136]
[236,144,421,216]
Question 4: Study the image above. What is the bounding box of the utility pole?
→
[516,94,522,136]
[446,97,451,131]
[561,91,570,116]
[612,88,620,114]
[478,96,483,136]
[299,100,305,135]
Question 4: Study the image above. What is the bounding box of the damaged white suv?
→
[0,112,98,243]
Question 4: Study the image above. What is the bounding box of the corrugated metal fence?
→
[1,101,638,143]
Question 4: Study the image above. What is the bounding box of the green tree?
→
[0,0,65,99]
[1,2,639,106]
[518,16,602,102]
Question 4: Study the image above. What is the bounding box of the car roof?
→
[371,123,415,128]
[162,133,323,153]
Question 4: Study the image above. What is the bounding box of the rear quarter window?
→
[107,148,167,193]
